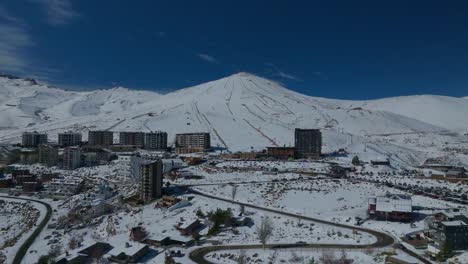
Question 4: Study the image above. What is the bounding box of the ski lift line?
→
[243,118,278,146]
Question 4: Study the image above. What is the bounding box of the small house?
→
[130,226,147,242]
[176,219,203,236]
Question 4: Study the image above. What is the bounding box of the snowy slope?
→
[0,77,160,131]
[0,73,467,167]
[348,95,468,132]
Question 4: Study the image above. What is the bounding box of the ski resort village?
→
[0,73,468,264]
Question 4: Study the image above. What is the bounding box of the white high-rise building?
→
[63,147,81,170]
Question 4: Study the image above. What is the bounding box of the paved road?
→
[187,189,395,264]
[0,195,52,264]
[174,177,314,188]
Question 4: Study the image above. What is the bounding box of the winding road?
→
[0,195,52,264]
[186,188,396,264]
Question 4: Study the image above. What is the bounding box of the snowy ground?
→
[204,248,423,264]
[0,195,47,264]
[189,165,467,240]
[4,159,467,263]
[23,193,374,263]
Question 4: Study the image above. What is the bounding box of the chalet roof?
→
[178,219,200,230]
[375,193,412,213]
[441,220,467,227]
[106,241,147,258]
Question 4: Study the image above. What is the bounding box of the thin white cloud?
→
[277,70,298,81]
[0,5,23,25]
[0,4,61,83]
[197,53,217,63]
[33,0,80,26]
[265,62,300,81]
[0,15,34,73]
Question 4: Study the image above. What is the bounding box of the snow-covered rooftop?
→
[375,193,412,213]
[441,220,467,227]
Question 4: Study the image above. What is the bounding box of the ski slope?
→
[1,73,467,167]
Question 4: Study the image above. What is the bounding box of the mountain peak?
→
[230,72,256,78]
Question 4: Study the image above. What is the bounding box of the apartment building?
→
[294,128,322,159]
[63,147,82,170]
[175,133,210,154]
[58,132,82,147]
[119,132,145,147]
[144,131,168,150]
[88,131,113,146]
[38,144,59,167]
[22,132,48,148]
[140,159,163,203]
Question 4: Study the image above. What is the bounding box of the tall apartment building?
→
[22,132,48,148]
[38,144,59,167]
[88,131,113,146]
[294,128,322,159]
[144,131,168,150]
[119,132,144,146]
[58,132,82,147]
[63,147,82,170]
[175,133,210,154]
[140,159,163,203]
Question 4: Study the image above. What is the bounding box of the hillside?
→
[349,95,468,132]
[1,72,467,167]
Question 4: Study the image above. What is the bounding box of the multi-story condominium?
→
[88,131,113,146]
[175,133,210,153]
[58,132,82,147]
[63,147,81,170]
[22,132,48,148]
[431,218,468,251]
[140,159,163,203]
[144,131,168,150]
[294,128,322,159]
[38,144,59,167]
[130,153,161,184]
[42,176,83,199]
[119,132,145,146]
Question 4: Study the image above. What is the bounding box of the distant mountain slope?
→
[1,72,467,167]
[0,77,160,130]
[349,95,468,132]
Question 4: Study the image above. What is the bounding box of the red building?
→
[368,193,413,222]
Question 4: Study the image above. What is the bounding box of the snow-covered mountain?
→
[348,95,468,132]
[1,72,467,167]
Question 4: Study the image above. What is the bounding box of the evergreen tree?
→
[352,156,360,166]
[37,256,49,264]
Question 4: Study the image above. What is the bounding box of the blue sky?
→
[0,0,467,99]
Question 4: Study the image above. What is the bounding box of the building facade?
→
[144,131,168,150]
[140,159,163,203]
[88,131,113,146]
[175,133,210,153]
[431,220,468,251]
[63,147,82,170]
[119,132,145,147]
[22,132,48,148]
[58,132,82,147]
[266,147,297,159]
[368,193,413,222]
[38,144,59,167]
[43,176,83,198]
[294,128,322,159]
